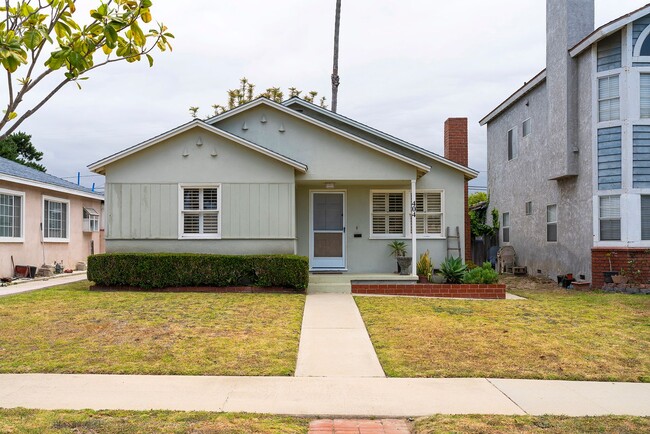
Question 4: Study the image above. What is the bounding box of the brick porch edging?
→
[90,285,303,294]
[351,283,506,299]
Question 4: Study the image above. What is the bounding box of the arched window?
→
[633,24,650,61]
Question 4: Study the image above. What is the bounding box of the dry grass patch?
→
[0,408,308,433]
[414,414,650,433]
[0,281,304,375]
[355,276,650,381]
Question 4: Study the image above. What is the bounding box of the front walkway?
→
[295,293,385,377]
[0,272,87,298]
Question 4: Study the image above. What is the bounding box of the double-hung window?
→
[546,204,558,242]
[415,191,443,237]
[180,185,220,238]
[0,189,24,241]
[599,195,621,241]
[371,191,405,237]
[502,212,510,243]
[598,75,620,122]
[522,118,532,137]
[43,197,69,241]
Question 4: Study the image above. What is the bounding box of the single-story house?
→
[0,156,104,278]
[89,98,478,274]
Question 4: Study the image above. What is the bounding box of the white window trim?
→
[178,183,222,240]
[42,195,70,243]
[0,187,25,243]
[83,207,100,233]
[414,189,445,239]
[598,194,622,242]
[597,74,621,123]
[546,204,558,243]
[368,189,445,240]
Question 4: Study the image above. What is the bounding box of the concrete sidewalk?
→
[295,294,385,377]
[0,374,648,417]
[0,272,87,298]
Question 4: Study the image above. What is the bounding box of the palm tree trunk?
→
[331,0,342,112]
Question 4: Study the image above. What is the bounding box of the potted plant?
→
[416,250,433,283]
[603,251,619,284]
[388,240,411,275]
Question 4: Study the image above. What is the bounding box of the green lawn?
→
[414,414,650,434]
[0,409,308,434]
[355,276,650,381]
[0,281,305,375]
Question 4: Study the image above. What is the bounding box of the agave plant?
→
[439,256,467,284]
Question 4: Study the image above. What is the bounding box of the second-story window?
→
[598,75,620,122]
[507,128,517,160]
[641,74,650,118]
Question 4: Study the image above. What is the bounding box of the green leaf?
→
[103,24,118,46]
[146,53,153,67]
[23,29,43,50]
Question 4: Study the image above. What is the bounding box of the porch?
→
[307,273,417,294]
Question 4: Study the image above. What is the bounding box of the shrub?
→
[438,256,467,284]
[87,253,309,290]
[462,262,499,284]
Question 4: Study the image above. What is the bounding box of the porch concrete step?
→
[307,282,352,294]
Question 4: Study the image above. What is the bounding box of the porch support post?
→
[410,179,417,277]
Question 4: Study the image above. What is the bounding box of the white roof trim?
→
[88,120,308,174]
[569,4,650,57]
[281,97,479,179]
[479,70,547,126]
[206,98,432,173]
[0,173,104,200]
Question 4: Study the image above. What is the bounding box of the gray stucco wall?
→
[486,51,594,280]
[103,127,296,248]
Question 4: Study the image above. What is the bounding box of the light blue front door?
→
[310,192,346,269]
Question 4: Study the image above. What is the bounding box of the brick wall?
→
[591,247,650,288]
[352,283,506,299]
[444,118,471,262]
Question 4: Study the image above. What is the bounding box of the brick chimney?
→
[444,118,471,263]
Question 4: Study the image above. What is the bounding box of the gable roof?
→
[570,3,650,57]
[88,119,308,174]
[281,97,479,179]
[0,156,103,200]
[205,97,433,173]
[479,69,546,126]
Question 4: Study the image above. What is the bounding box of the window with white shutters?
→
[598,75,620,122]
[371,191,404,236]
[181,186,220,238]
[415,191,443,237]
[599,195,621,241]
[0,190,23,240]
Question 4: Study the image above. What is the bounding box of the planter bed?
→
[351,283,506,299]
[90,285,303,294]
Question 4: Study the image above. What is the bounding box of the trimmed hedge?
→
[87,253,309,290]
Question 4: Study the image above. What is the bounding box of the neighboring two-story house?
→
[480,1,650,287]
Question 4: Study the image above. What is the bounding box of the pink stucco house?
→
[0,156,104,279]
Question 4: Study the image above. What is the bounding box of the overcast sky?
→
[11,0,650,192]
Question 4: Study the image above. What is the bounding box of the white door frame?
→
[309,190,347,270]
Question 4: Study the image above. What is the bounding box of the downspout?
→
[410,179,417,276]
